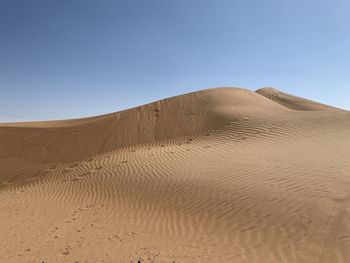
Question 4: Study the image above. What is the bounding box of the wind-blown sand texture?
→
[0,87,349,263]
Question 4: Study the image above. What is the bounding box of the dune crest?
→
[0,87,350,262]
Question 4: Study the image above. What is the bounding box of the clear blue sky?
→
[0,0,349,122]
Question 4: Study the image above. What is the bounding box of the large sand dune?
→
[0,87,349,262]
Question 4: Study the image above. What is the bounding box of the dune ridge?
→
[0,87,349,263]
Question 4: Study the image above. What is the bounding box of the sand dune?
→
[256,87,341,111]
[0,87,349,262]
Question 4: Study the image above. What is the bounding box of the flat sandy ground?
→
[0,88,349,262]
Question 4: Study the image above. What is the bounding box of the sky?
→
[0,0,349,122]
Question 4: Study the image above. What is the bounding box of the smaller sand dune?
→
[256,87,342,111]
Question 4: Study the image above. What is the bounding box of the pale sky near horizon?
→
[0,0,349,122]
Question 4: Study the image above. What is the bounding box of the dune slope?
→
[0,87,349,263]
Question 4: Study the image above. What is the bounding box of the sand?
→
[0,87,349,263]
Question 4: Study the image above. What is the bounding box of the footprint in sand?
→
[62,245,72,255]
[66,163,79,170]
